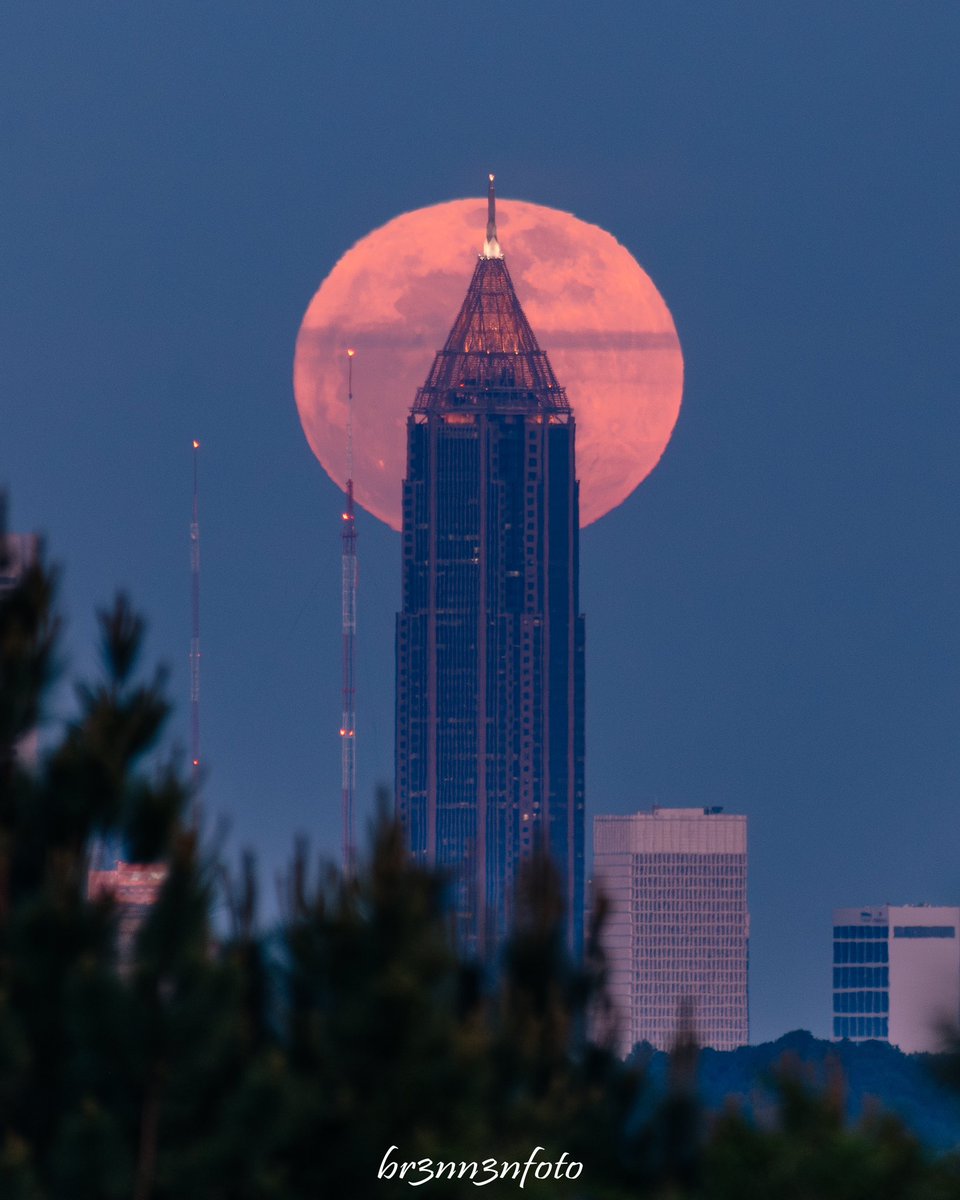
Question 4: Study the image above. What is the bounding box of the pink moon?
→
[293,198,683,529]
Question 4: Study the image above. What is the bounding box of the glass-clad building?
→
[396,181,585,958]
[832,905,960,1051]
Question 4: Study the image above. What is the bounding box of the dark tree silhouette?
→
[1,509,958,1199]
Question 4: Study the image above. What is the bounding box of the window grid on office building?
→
[594,811,748,1056]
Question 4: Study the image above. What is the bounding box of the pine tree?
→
[4,509,958,1199]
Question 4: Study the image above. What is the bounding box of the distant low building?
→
[593,806,749,1055]
[832,904,960,1052]
[88,861,169,964]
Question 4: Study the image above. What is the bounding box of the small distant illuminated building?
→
[594,806,749,1055]
[832,904,960,1052]
[0,533,38,591]
[0,533,41,768]
[88,861,169,964]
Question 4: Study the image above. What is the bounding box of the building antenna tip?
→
[483,172,503,259]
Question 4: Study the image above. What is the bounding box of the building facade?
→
[593,806,749,1054]
[832,904,960,1052]
[396,180,585,957]
[88,861,169,966]
[0,534,39,592]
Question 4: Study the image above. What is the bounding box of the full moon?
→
[294,198,683,529]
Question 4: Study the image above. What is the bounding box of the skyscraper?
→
[593,806,749,1054]
[396,178,584,958]
[832,904,960,1051]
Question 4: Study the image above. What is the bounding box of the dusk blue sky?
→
[3,4,958,1044]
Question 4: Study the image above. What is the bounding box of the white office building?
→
[593,806,749,1055]
[833,904,960,1052]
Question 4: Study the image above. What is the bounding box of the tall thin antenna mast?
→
[190,439,201,784]
[340,351,358,874]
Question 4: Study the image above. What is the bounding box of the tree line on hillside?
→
[2,520,960,1199]
[638,1031,960,1156]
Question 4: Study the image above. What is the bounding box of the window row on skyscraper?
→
[635,936,747,950]
[833,966,889,988]
[635,980,744,994]
[639,1005,745,1020]
[834,1017,888,1039]
[636,861,744,874]
[636,970,745,985]
[634,867,745,877]
[833,941,888,964]
[833,990,889,1014]
[634,909,744,921]
[633,892,745,905]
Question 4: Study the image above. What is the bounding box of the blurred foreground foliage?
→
[2,534,960,1199]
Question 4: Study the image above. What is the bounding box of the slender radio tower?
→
[340,351,358,874]
[190,439,201,785]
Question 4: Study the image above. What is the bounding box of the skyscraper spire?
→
[416,174,565,409]
[482,172,503,259]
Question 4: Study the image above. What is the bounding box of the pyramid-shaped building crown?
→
[414,178,569,414]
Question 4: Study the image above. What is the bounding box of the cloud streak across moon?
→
[294,198,684,529]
